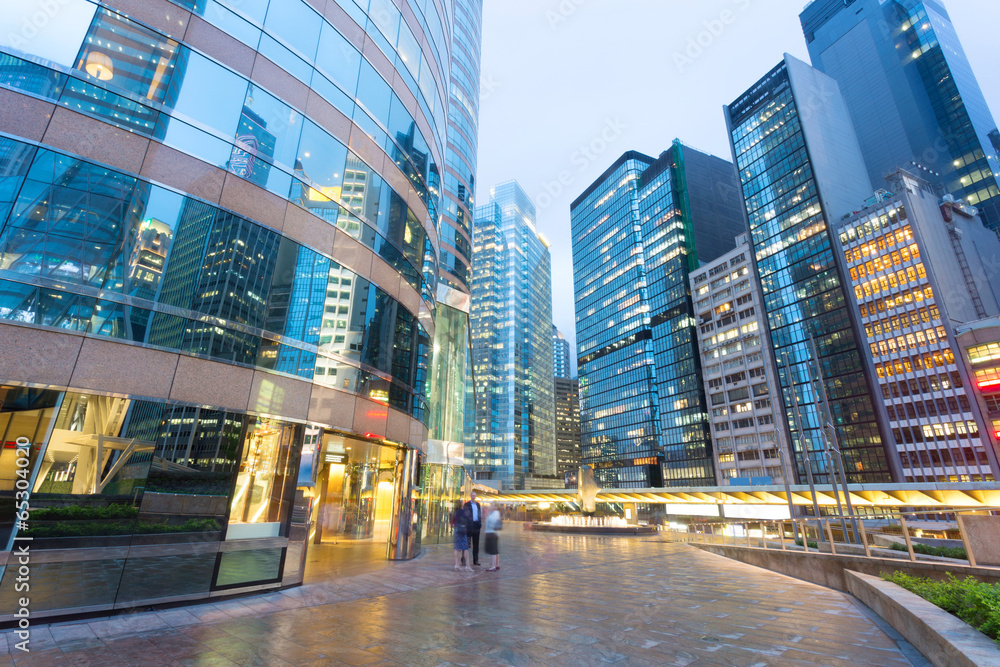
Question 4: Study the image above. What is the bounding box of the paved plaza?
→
[1,528,922,666]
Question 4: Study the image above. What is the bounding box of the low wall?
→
[845,570,999,667]
[689,543,1000,591]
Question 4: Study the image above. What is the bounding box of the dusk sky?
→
[474,0,1000,369]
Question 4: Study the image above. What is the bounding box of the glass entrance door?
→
[311,434,397,545]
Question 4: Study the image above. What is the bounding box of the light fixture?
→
[85,52,113,80]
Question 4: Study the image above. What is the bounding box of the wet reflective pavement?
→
[2,527,920,666]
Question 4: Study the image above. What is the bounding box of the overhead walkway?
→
[495,481,1000,508]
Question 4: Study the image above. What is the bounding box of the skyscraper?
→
[832,170,1000,482]
[426,0,483,474]
[690,235,796,486]
[570,142,746,488]
[801,0,1000,231]
[554,376,582,485]
[553,325,572,378]
[471,181,556,489]
[0,0,480,621]
[438,1,481,295]
[724,54,893,485]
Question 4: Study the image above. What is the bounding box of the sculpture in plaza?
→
[578,464,599,514]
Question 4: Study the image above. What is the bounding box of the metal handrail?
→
[665,506,998,567]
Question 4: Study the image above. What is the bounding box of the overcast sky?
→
[474,0,1000,369]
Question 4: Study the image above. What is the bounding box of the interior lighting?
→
[85,52,113,80]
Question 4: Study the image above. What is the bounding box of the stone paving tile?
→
[2,528,929,666]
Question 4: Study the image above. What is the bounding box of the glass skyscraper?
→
[426,0,482,482]
[0,0,480,623]
[570,142,746,488]
[725,54,894,485]
[471,181,556,489]
[801,0,1000,231]
[438,0,480,295]
[553,325,572,379]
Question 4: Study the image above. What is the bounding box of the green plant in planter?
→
[30,504,139,521]
[134,518,222,534]
[882,572,1000,643]
[23,515,222,538]
[888,542,967,560]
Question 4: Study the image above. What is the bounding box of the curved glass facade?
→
[0,136,429,417]
[0,2,442,306]
[0,0,478,622]
[425,0,481,483]
[438,0,481,293]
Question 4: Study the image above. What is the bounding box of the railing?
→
[661,507,1000,568]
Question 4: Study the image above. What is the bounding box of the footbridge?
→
[493,481,1000,509]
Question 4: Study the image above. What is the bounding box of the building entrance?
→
[302,433,399,581]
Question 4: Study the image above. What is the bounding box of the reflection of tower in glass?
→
[128,217,172,299]
[335,156,375,234]
[394,122,428,201]
[300,156,362,231]
[0,154,136,287]
[0,53,63,99]
[227,106,276,188]
[183,213,280,363]
[393,122,437,232]
[315,267,367,393]
[145,198,216,349]
[153,404,245,470]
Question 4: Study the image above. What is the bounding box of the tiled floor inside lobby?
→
[2,527,924,666]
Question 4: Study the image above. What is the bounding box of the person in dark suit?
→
[463,491,483,566]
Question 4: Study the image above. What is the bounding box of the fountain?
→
[526,513,656,535]
[523,466,657,535]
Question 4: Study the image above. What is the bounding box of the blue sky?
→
[475,0,1000,368]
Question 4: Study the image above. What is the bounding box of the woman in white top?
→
[483,504,502,571]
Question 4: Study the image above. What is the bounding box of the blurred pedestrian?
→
[451,502,472,571]
[464,491,483,566]
[484,503,503,571]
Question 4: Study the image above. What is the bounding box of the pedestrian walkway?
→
[2,527,919,666]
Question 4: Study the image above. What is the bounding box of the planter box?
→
[844,570,999,667]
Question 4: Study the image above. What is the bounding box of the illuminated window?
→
[975,367,1000,389]
[968,342,1000,365]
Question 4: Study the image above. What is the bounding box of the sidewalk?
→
[1,528,917,666]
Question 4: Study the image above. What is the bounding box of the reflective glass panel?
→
[227,417,301,538]
[315,22,362,92]
[164,50,246,137]
[263,0,322,60]
[75,8,180,104]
